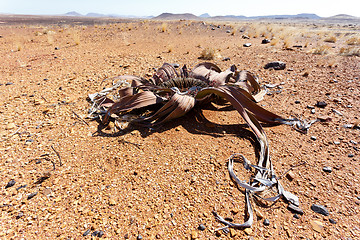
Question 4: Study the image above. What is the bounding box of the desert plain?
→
[0,15,359,239]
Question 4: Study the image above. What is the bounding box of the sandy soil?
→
[0,16,359,239]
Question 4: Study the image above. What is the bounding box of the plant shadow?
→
[92,102,281,160]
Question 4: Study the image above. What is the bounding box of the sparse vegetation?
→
[199,47,216,60]
[324,35,337,43]
[346,36,360,45]
[339,47,360,56]
[312,45,331,55]
[160,23,168,33]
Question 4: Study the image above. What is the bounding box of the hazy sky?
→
[1,0,359,17]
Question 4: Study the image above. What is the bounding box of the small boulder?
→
[264,61,286,70]
[262,39,271,44]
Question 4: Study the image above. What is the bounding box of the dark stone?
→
[311,204,329,216]
[211,27,215,30]
[92,231,99,237]
[83,229,91,236]
[264,61,286,70]
[55,47,59,50]
[293,214,300,219]
[172,63,180,68]
[329,218,337,224]
[307,105,315,109]
[295,100,301,104]
[226,30,231,33]
[98,231,104,237]
[293,45,303,48]
[5,180,16,189]
[343,124,354,129]
[348,154,354,158]
[242,35,250,39]
[5,82,14,86]
[222,57,230,61]
[311,136,317,141]
[198,224,206,231]
[16,184,27,190]
[243,43,252,47]
[316,101,327,108]
[288,204,304,215]
[27,192,38,200]
[323,166,332,173]
[262,39,271,44]
[137,234,143,240]
[263,219,270,226]
[16,212,24,219]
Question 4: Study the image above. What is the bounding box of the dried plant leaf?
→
[103,91,164,124]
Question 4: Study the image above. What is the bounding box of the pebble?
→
[322,166,332,173]
[137,234,143,240]
[27,192,38,200]
[244,228,253,235]
[350,140,357,145]
[316,101,327,108]
[348,154,354,158]
[311,204,329,216]
[229,228,237,237]
[16,212,24,219]
[286,171,296,181]
[293,214,300,219]
[5,123,16,130]
[83,229,91,236]
[288,203,304,215]
[311,109,316,114]
[16,184,27,190]
[262,39,271,44]
[329,218,337,224]
[191,230,198,239]
[5,179,16,189]
[98,231,104,237]
[295,100,301,104]
[5,82,14,86]
[310,220,324,232]
[243,43,252,47]
[333,141,340,145]
[222,57,230,61]
[343,124,353,129]
[198,224,206,231]
[263,219,270,226]
[310,136,317,140]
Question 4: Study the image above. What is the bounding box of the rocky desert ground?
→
[0,15,359,239]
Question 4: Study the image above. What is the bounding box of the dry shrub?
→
[160,23,168,33]
[270,37,279,46]
[324,35,337,43]
[312,45,331,55]
[346,36,360,45]
[283,37,293,49]
[199,48,216,60]
[339,47,360,56]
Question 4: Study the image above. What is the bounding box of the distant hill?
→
[86,13,107,18]
[254,13,320,19]
[153,13,200,20]
[64,11,83,17]
[153,12,321,21]
[199,13,211,18]
[327,14,359,20]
